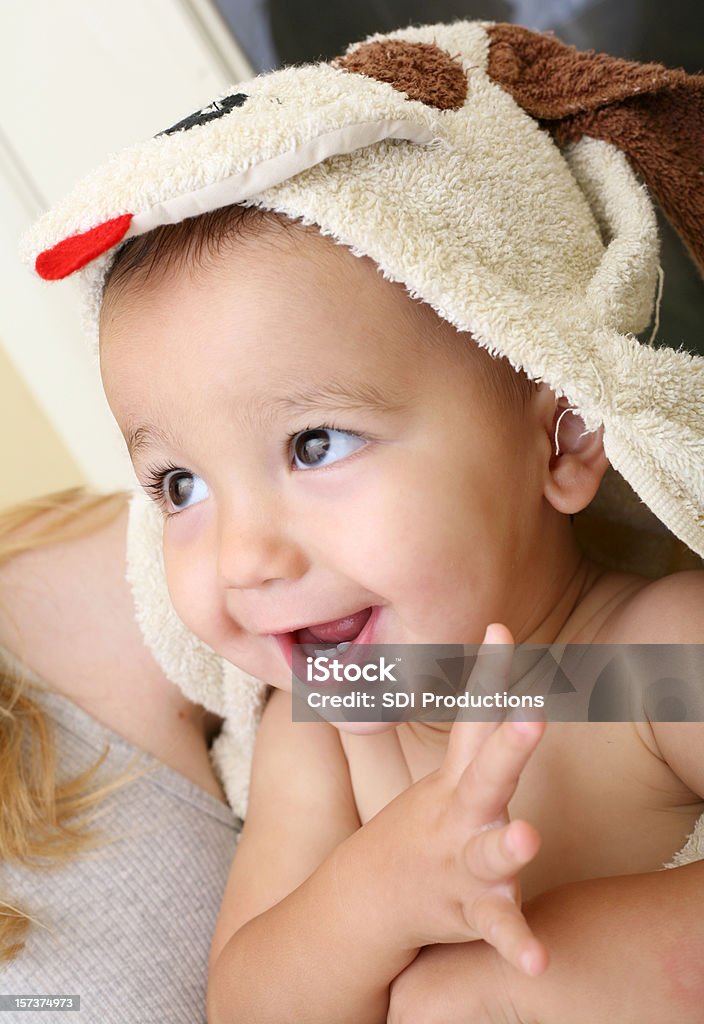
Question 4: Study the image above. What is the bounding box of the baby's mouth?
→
[295,607,373,654]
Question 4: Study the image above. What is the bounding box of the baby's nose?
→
[216,508,308,590]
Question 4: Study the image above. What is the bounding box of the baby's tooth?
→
[312,642,351,657]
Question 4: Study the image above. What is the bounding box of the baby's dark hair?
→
[102,204,536,410]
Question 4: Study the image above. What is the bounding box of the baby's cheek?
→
[162,514,220,644]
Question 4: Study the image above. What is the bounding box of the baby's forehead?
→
[102,209,432,339]
[98,204,523,422]
[100,239,490,418]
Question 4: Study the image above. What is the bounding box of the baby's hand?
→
[342,624,547,977]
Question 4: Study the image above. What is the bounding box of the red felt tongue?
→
[298,608,372,644]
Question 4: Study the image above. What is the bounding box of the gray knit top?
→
[0,648,241,1023]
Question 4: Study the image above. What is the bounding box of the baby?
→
[25,19,704,1024]
[98,208,704,1023]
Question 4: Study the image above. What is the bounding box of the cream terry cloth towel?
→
[21,21,704,560]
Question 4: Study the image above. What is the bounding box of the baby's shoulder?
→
[595,568,704,644]
[587,568,704,798]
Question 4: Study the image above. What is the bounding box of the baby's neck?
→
[517,548,604,645]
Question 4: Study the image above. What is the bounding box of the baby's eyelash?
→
[142,461,180,514]
[287,422,343,440]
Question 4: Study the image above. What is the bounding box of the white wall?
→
[1,0,252,501]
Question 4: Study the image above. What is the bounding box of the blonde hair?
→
[0,487,136,961]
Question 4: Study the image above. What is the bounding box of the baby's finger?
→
[472,889,549,977]
[465,819,541,882]
[444,624,514,776]
[455,719,545,822]
[444,720,499,781]
[461,623,515,708]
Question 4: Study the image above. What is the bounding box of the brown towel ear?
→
[487,23,704,276]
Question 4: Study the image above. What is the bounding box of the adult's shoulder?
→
[0,492,224,796]
[0,494,151,693]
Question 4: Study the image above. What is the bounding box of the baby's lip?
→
[268,606,374,640]
[297,607,373,645]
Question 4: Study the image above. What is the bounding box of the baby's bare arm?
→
[207,688,419,1024]
[208,632,546,1024]
[389,863,704,1024]
[520,862,704,1024]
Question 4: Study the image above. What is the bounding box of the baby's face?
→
[101,226,553,696]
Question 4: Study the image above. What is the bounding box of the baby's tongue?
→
[298,608,372,645]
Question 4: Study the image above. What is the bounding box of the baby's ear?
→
[542,397,609,515]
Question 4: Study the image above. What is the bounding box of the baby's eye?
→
[144,467,209,513]
[290,427,366,469]
[163,471,209,511]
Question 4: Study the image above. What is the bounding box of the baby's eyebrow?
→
[126,423,174,460]
[126,379,407,459]
[267,378,409,417]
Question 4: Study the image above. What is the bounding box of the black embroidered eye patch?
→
[158,92,249,137]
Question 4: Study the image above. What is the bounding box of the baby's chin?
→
[332,720,398,736]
